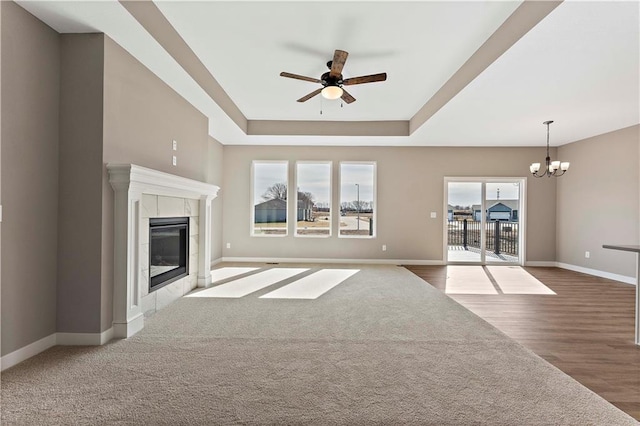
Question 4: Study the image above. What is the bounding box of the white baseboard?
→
[556,262,636,285]
[57,327,114,346]
[1,333,57,371]
[113,314,144,339]
[397,260,446,266]
[220,257,445,266]
[1,328,115,372]
[210,257,223,267]
[525,261,557,267]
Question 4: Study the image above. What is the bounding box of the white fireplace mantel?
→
[107,164,220,338]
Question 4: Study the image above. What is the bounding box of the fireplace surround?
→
[108,164,219,338]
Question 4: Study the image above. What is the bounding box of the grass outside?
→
[254,212,374,236]
[340,230,372,236]
[297,214,331,228]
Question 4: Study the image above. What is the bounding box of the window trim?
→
[338,161,377,239]
[250,160,289,237]
[294,161,332,238]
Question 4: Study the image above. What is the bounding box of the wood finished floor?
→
[405,265,640,421]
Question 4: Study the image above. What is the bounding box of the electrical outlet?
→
[382,244,387,251]
[430,212,437,219]
[172,140,177,150]
[172,156,177,166]
[226,243,231,249]
[585,251,590,259]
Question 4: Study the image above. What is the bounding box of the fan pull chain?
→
[320,97,323,115]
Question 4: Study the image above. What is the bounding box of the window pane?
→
[252,161,288,236]
[447,182,482,263]
[296,162,331,236]
[340,162,375,237]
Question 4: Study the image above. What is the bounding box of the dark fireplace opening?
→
[149,217,189,292]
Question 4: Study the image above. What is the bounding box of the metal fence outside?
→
[448,219,519,256]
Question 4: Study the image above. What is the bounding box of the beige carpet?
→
[2,264,637,425]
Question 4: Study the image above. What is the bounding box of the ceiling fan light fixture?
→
[321,85,343,100]
[282,49,387,104]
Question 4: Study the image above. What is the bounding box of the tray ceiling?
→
[17,0,640,147]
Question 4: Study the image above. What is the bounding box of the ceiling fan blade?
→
[343,73,387,85]
[280,72,321,83]
[297,88,323,102]
[330,50,348,77]
[341,89,356,104]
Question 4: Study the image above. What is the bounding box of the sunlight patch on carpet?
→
[260,269,360,299]
[487,266,556,295]
[445,266,497,294]
[187,268,308,298]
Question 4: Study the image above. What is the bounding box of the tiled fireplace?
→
[141,196,197,318]
[108,164,219,338]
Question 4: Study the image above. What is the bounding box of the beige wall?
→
[557,125,640,278]
[1,1,59,355]
[1,0,3,360]
[222,145,557,262]
[57,34,105,334]
[10,27,217,339]
[102,37,209,182]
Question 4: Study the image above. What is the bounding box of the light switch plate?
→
[430,212,437,218]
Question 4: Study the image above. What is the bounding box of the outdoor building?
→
[254,197,315,223]
[473,200,519,222]
[254,198,287,223]
[297,198,314,222]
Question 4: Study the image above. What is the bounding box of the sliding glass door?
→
[446,182,483,263]
[445,178,525,265]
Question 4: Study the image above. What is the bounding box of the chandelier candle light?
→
[530,120,570,178]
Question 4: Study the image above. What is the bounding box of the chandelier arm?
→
[529,120,569,178]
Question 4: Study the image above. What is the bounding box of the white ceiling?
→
[17,0,640,147]
[155,1,520,121]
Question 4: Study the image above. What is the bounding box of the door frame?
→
[443,177,527,266]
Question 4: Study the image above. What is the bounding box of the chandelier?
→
[530,120,569,178]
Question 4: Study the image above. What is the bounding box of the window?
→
[252,161,288,236]
[295,162,332,237]
[339,162,376,237]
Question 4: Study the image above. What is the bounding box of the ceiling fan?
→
[280,49,387,104]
